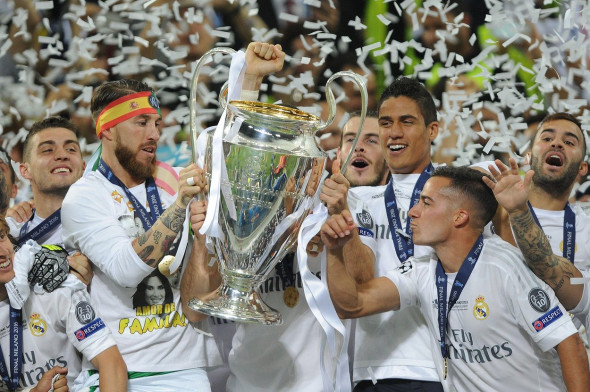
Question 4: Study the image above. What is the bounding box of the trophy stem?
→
[187,270,282,325]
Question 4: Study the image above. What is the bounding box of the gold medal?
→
[443,358,448,380]
[158,255,175,277]
[283,286,299,307]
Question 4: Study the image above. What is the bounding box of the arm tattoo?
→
[145,258,157,268]
[510,209,576,293]
[161,204,185,233]
[162,235,177,253]
[138,245,155,263]
[137,232,151,246]
[153,231,162,244]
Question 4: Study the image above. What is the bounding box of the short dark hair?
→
[431,166,498,228]
[537,112,586,154]
[0,216,10,237]
[0,146,16,184]
[91,79,154,122]
[24,117,80,162]
[378,77,437,126]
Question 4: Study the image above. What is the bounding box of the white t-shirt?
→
[346,174,440,384]
[386,236,577,392]
[7,213,63,247]
[61,170,221,374]
[0,278,116,389]
[226,253,341,391]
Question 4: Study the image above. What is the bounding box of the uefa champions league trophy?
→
[187,47,367,324]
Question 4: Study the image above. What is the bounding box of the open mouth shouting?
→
[545,151,564,168]
[351,158,370,170]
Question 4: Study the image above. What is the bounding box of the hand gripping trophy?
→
[187,46,367,325]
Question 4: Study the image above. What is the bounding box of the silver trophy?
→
[187,47,367,324]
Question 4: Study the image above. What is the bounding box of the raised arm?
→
[242,42,285,92]
[322,211,400,318]
[320,165,376,283]
[180,200,221,323]
[555,334,590,391]
[483,158,584,309]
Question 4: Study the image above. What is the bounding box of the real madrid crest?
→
[111,190,123,203]
[29,313,47,336]
[472,295,489,320]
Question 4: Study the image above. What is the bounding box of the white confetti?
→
[35,1,54,11]
[377,14,392,26]
[278,12,299,23]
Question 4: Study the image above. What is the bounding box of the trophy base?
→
[188,285,283,325]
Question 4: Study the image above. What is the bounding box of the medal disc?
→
[158,255,174,276]
[283,286,299,307]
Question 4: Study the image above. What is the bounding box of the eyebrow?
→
[379,114,418,122]
[540,128,581,143]
[136,114,162,121]
[38,139,80,148]
[420,195,434,203]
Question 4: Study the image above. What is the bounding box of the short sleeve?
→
[66,289,116,361]
[506,266,577,352]
[384,260,420,310]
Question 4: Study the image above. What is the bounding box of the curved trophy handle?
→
[317,70,367,177]
[189,47,236,164]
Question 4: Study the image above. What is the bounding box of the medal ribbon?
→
[527,202,575,263]
[98,159,163,231]
[383,163,433,262]
[0,306,23,391]
[436,235,484,359]
[276,252,296,289]
[17,209,61,247]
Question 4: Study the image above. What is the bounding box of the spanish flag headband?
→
[95,91,161,138]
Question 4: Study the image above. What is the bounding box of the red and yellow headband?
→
[95,91,161,138]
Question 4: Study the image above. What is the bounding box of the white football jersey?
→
[346,173,439,384]
[386,236,577,392]
[62,170,221,374]
[531,205,590,269]
[0,280,115,389]
[7,213,63,247]
[227,253,342,391]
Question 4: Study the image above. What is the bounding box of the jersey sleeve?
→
[569,270,590,333]
[505,261,577,352]
[384,259,420,310]
[66,288,117,362]
[61,177,154,287]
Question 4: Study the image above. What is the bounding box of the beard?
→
[530,154,580,197]
[346,163,390,187]
[114,134,156,181]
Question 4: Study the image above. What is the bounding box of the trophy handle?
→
[317,70,367,176]
[189,47,236,164]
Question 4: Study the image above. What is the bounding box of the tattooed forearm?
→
[137,231,151,246]
[162,235,177,253]
[510,209,576,293]
[138,245,154,262]
[131,201,187,267]
[160,204,185,233]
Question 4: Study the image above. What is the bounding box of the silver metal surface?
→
[188,48,367,325]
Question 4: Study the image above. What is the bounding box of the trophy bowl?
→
[187,48,367,325]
